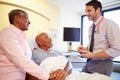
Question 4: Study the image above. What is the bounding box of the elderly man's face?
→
[39,33,53,49]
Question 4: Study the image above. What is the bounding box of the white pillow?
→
[27,38,38,50]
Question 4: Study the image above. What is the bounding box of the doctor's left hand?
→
[81,51,94,58]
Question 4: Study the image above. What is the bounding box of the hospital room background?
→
[0,0,120,80]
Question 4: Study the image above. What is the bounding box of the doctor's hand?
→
[49,69,67,80]
[77,46,88,54]
[80,50,94,58]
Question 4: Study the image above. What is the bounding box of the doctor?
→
[77,0,120,76]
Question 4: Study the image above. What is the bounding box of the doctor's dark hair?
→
[8,9,27,24]
[86,0,102,12]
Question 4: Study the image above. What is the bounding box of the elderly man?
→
[32,33,62,64]
[31,33,72,80]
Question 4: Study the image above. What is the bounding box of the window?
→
[103,7,120,29]
[81,15,92,47]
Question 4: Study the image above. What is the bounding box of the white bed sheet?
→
[40,56,113,80]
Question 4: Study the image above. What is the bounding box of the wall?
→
[0,0,80,51]
[0,0,60,38]
[57,9,80,51]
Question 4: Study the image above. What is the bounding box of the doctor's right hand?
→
[77,46,87,54]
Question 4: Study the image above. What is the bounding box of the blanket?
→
[40,56,113,80]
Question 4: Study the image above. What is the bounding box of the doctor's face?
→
[85,5,98,22]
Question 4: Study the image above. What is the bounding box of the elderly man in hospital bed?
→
[26,33,72,80]
[28,32,113,80]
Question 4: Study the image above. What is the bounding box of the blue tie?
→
[87,24,96,62]
[89,24,96,52]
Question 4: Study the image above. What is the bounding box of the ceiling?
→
[45,0,120,12]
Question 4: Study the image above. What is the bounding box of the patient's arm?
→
[49,62,72,80]
[26,69,67,80]
[64,62,72,75]
[49,69,67,80]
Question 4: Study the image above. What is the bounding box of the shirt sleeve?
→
[105,20,120,58]
[0,30,49,80]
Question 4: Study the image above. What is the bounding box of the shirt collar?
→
[38,47,52,53]
[10,24,25,37]
[94,16,102,26]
